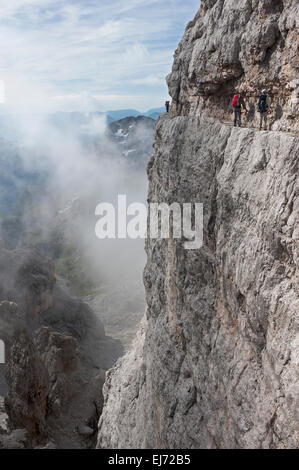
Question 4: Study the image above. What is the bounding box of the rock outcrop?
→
[97,0,298,449]
[0,246,119,448]
[167,0,298,132]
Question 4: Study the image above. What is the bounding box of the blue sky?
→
[0,0,200,112]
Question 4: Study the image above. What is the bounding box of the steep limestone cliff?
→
[97,0,298,449]
[0,246,119,449]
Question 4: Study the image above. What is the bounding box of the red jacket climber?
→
[232,91,247,127]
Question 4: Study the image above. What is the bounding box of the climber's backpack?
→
[258,94,267,113]
[232,94,240,108]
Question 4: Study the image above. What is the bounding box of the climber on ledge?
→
[165,101,170,113]
[258,89,271,130]
[232,91,247,127]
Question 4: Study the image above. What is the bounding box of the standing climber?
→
[232,91,247,127]
[258,89,271,130]
[165,101,170,113]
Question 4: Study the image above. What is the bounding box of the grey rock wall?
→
[98,113,298,448]
[0,247,110,448]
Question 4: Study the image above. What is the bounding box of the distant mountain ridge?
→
[52,107,164,126]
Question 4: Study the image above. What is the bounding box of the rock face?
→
[0,246,118,448]
[0,246,55,323]
[97,1,298,450]
[167,0,298,132]
[106,116,156,167]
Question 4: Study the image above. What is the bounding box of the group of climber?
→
[165,90,272,130]
[232,89,272,130]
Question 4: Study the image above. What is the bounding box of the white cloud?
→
[0,0,200,111]
[129,74,165,86]
[51,92,164,112]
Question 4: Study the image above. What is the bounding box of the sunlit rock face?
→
[0,246,113,449]
[97,0,298,450]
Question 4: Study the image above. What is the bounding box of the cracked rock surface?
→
[167,0,298,132]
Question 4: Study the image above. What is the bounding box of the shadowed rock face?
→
[1,310,105,449]
[97,1,298,450]
[0,246,120,448]
[167,0,298,132]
